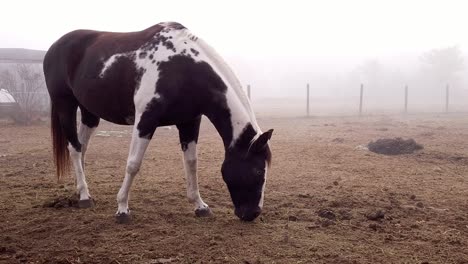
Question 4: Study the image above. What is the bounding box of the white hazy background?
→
[2,0,468,115]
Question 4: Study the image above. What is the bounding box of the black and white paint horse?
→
[43,22,273,222]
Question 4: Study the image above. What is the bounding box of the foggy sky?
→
[2,0,468,101]
[2,1,467,57]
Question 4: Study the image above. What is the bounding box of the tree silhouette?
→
[420,46,464,86]
[0,64,47,124]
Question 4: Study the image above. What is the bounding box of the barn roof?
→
[0,89,16,103]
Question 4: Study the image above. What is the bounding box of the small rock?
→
[150,258,174,264]
[416,202,424,208]
[333,181,339,186]
[366,209,385,221]
[410,194,416,200]
[433,167,443,173]
[317,209,336,220]
[288,215,298,222]
[306,225,320,230]
[355,145,369,151]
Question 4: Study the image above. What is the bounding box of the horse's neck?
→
[192,35,261,150]
[206,90,259,151]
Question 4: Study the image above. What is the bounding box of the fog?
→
[1,0,468,115]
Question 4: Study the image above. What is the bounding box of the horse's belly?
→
[75,88,136,125]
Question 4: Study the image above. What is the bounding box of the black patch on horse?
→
[190,48,200,56]
[139,51,147,59]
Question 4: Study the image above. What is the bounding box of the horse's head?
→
[222,129,273,221]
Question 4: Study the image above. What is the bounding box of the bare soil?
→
[1,114,467,264]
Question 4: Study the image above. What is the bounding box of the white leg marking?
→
[68,143,90,200]
[259,162,268,209]
[182,141,208,210]
[78,123,96,170]
[116,122,151,214]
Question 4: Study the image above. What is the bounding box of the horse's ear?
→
[251,129,274,152]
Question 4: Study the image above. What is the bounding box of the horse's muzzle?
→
[235,206,261,222]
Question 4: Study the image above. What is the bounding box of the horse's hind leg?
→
[52,98,93,207]
[58,104,95,208]
[176,117,212,217]
[67,106,100,208]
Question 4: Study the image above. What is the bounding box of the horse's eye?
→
[255,169,265,176]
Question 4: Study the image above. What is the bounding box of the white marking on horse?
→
[77,123,96,169]
[116,114,151,214]
[68,143,90,200]
[99,55,123,78]
[100,29,182,114]
[259,162,267,208]
[182,141,208,210]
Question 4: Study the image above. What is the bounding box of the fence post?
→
[359,84,364,116]
[247,84,251,100]
[445,84,449,113]
[306,83,310,116]
[404,85,408,114]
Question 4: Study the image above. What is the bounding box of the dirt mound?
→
[42,194,80,208]
[368,137,423,155]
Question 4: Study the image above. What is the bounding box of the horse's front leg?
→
[177,118,212,217]
[115,114,155,223]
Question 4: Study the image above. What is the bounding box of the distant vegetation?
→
[0,49,47,124]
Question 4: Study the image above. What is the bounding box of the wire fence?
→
[245,83,468,117]
[2,86,467,120]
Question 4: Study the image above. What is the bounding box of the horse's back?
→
[44,25,166,124]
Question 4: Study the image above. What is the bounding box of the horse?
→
[43,22,273,222]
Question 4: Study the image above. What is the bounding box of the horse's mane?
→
[190,32,261,133]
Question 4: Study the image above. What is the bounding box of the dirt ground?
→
[1,113,467,264]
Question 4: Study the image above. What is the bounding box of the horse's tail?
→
[50,103,70,181]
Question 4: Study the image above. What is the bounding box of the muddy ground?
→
[1,114,467,263]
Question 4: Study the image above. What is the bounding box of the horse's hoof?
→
[116,212,132,224]
[78,199,94,208]
[195,207,213,217]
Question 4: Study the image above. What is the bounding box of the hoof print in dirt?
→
[368,137,423,155]
[317,208,336,220]
[368,223,380,231]
[332,138,344,143]
[116,212,132,224]
[78,199,95,208]
[318,219,335,227]
[366,209,385,221]
[195,207,213,217]
[338,209,353,220]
